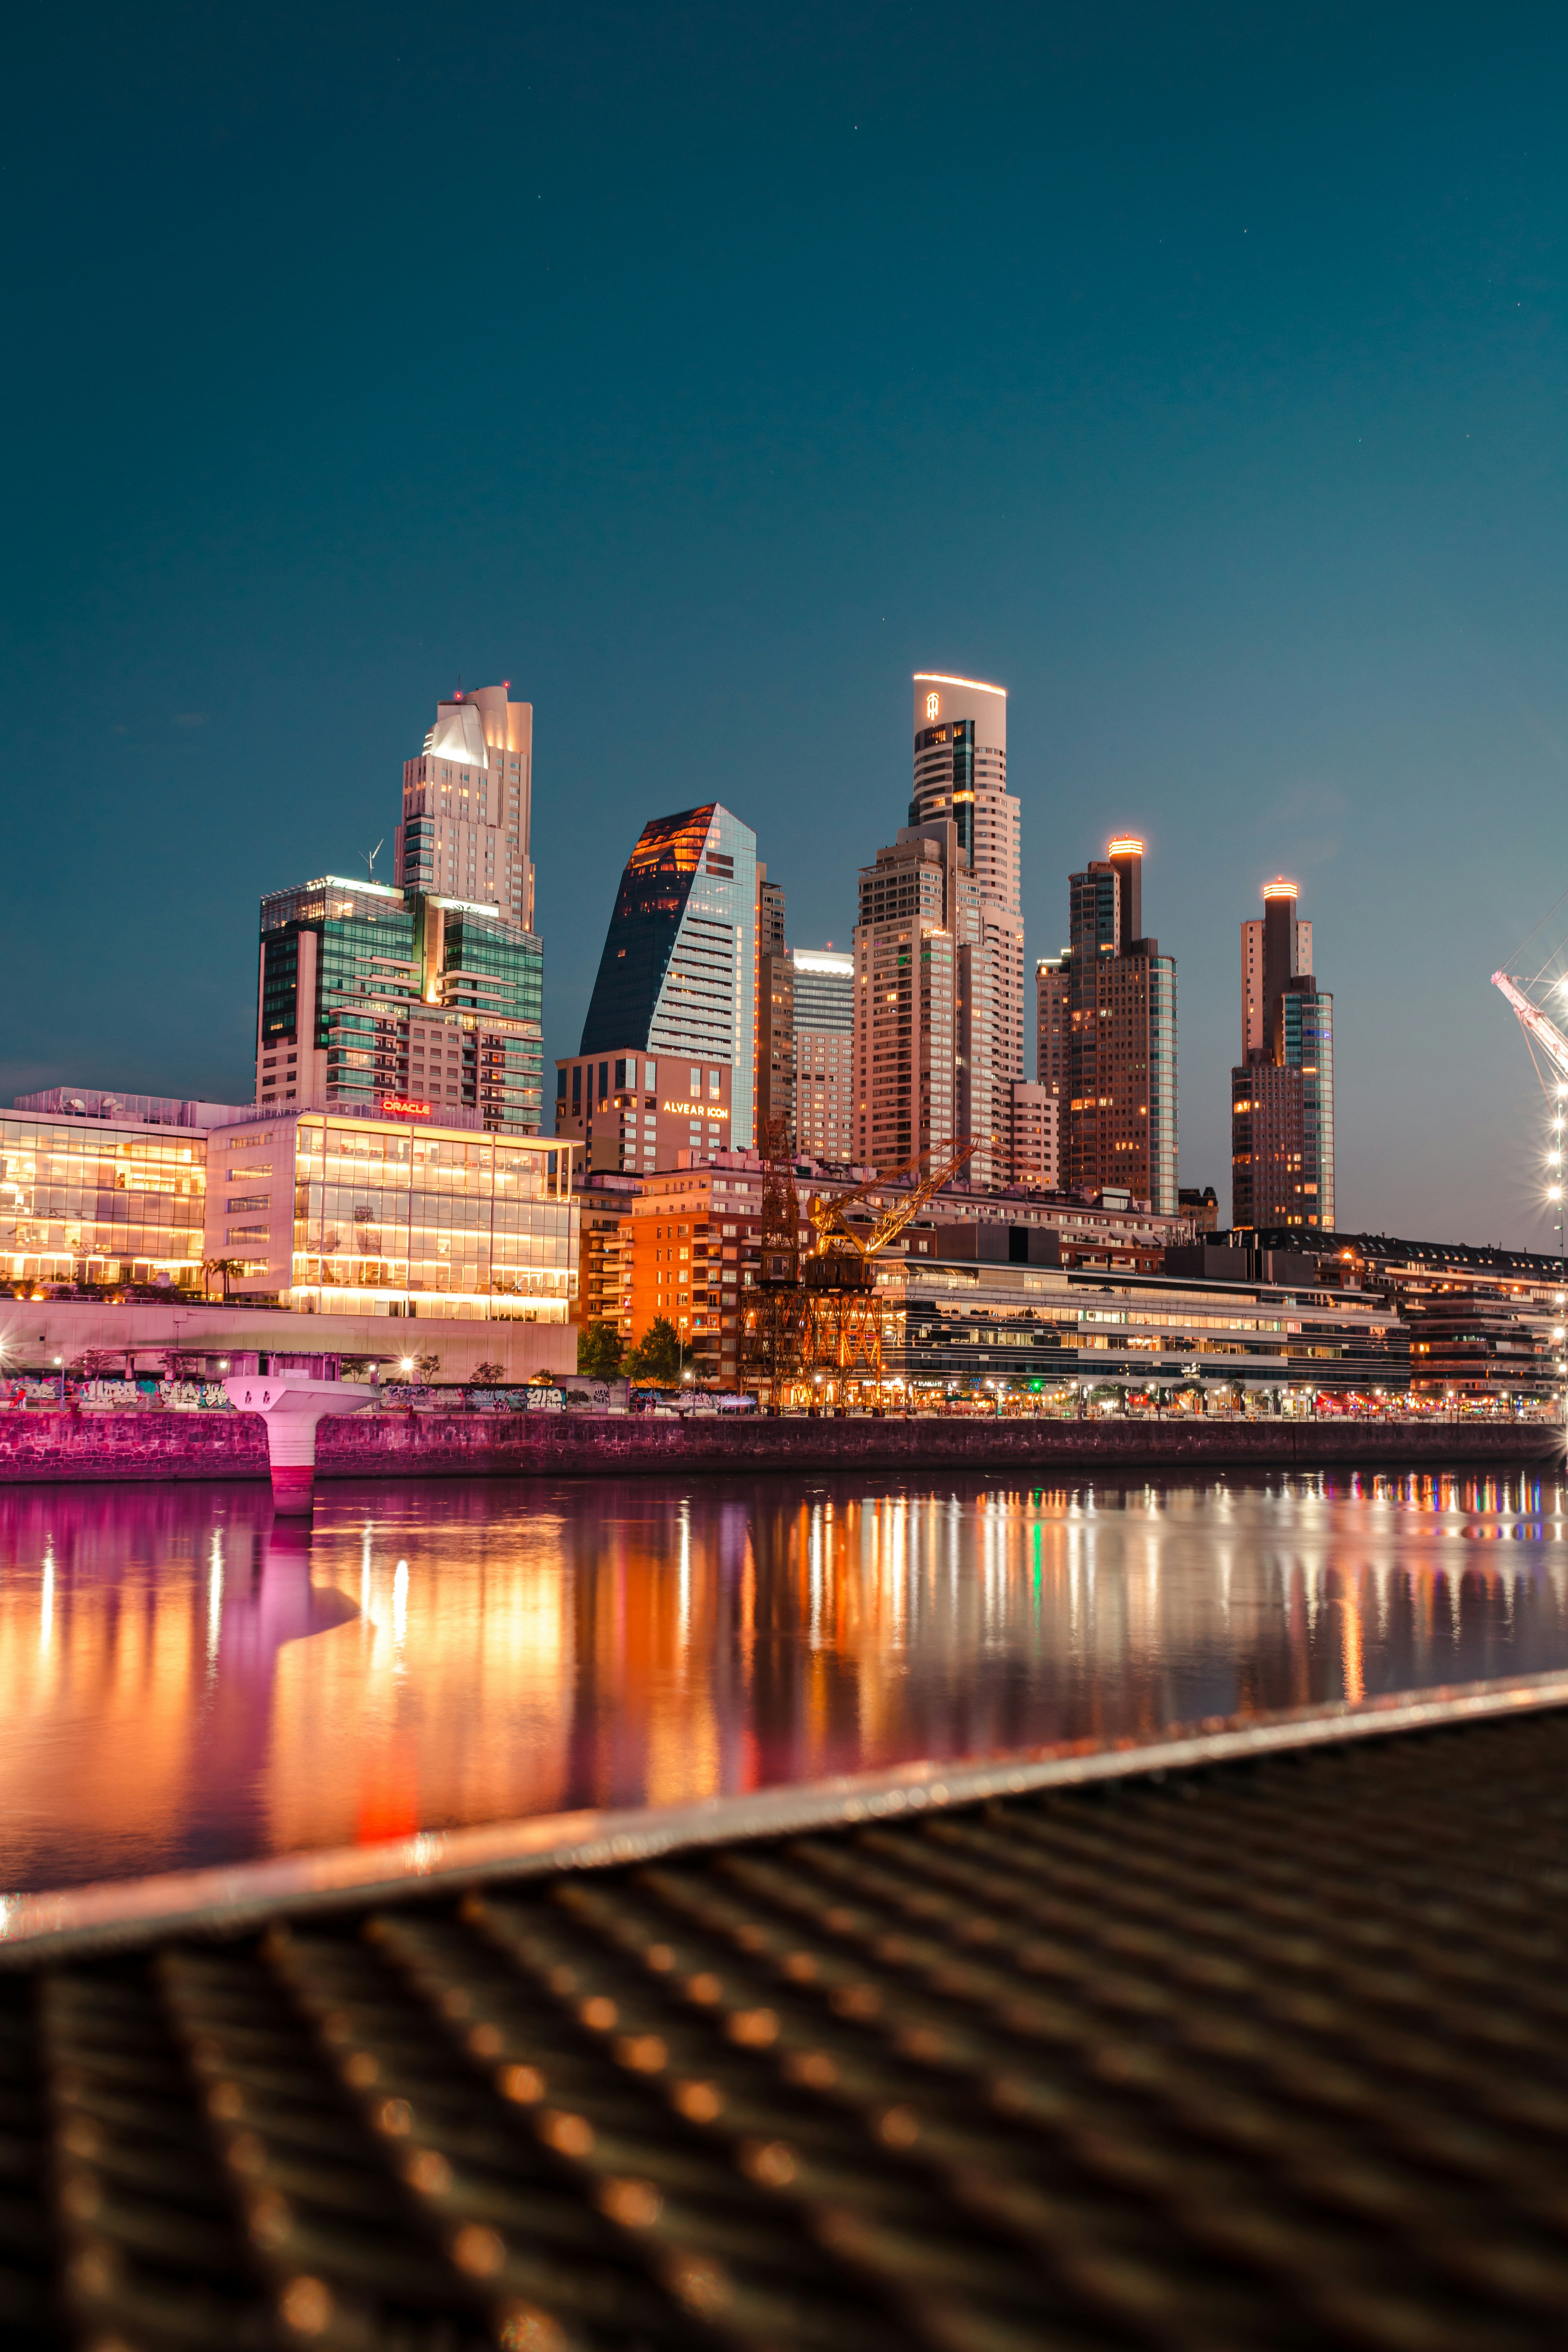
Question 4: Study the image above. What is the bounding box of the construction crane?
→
[1492,971,1568,1084]
[798,1139,981,1401]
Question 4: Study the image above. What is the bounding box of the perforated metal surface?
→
[7,1704,1568,2350]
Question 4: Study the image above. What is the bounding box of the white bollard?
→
[222,1373,375,1512]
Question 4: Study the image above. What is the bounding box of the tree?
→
[471,1359,506,1385]
[414,1352,441,1382]
[203,1257,245,1303]
[626,1317,683,1384]
[576,1322,624,1378]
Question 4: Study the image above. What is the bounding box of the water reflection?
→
[0,1470,1565,1891]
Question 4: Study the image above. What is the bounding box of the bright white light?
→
[1551,1187,1563,1201]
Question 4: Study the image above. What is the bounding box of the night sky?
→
[6,2,1568,1245]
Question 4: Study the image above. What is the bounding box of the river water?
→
[1,1467,1565,1893]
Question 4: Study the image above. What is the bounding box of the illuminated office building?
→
[255,878,543,1132]
[566,804,758,1171]
[208,1107,576,1317]
[1231,878,1335,1230]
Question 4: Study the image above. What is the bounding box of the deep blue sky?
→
[5,1,1568,1244]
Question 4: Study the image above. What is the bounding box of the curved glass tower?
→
[578,804,757,1150]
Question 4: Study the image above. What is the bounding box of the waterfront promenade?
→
[0,1403,1556,1483]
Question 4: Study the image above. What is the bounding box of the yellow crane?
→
[806,1138,981,1278]
[799,1139,981,1402]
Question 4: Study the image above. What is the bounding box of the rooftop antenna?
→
[365,838,384,883]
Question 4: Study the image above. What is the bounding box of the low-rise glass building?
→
[884,1256,1407,1397]
[0,1105,225,1290]
[207,1109,577,1319]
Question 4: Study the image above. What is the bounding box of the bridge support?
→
[223,1373,376,1512]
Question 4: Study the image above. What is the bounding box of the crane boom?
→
[808,1139,981,1261]
[1492,971,1568,1084]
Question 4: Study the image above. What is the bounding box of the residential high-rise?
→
[395,684,534,929]
[755,867,795,1149]
[906,673,1024,1181]
[852,823,958,1172]
[1036,952,1070,1105]
[1004,1080,1058,1190]
[1057,836,1178,1212]
[1231,878,1335,1230]
[559,804,757,1173]
[791,947,854,1162]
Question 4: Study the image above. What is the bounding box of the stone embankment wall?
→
[0,1408,1559,1485]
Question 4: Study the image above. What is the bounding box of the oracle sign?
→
[381,1096,433,1120]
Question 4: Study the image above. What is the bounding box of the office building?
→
[755,868,795,1150]
[255,877,544,1132]
[792,948,855,1164]
[1057,837,1178,1212]
[884,1250,1405,1399]
[0,1102,232,1291]
[852,824,958,1173]
[555,1049,734,1176]
[1230,878,1335,1230]
[0,1091,578,1345]
[209,1107,576,1318]
[395,683,535,930]
[570,804,758,1172]
[907,673,1024,1183]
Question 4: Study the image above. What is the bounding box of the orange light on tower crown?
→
[1107,835,1145,858]
[1262,877,1299,900]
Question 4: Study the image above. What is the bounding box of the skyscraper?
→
[559,804,758,1172]
[1056,837,1178,1212]
[255,679,546,1130]
[255,877,543,1128]
[852,823,958,1172]
[755,868,795,1149]
[395,684,534,929]
[906,673,1024,1182]
[1230,878,1335,1230]
[1036,952,1070,1105]
[791,947,855,1162]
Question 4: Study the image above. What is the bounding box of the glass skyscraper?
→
[578,804,758,1151]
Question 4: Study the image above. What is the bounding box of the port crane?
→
[797,1139,981,1401]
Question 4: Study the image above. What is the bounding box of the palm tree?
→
[203,1257,245,1303]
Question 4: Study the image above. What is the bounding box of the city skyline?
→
[7,6,1568,1248]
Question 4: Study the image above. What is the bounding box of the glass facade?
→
[272,1115,576,1318]
[578,804,757,1147]
[257,877,543,1134]
[0,1116,206,1289]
